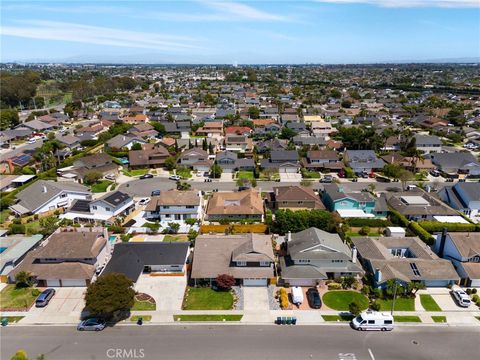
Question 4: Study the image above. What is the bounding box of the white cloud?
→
[201,1,288,21]
[315,0,479,7]
[0,21,203,52]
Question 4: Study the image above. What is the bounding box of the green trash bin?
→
[1,318,8,326]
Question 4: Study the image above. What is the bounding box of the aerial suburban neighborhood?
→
[0,1,480,360]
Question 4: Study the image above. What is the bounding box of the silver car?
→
[77,318,106,331]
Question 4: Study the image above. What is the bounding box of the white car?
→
[104,174,116,180]
[451,285,472,308]
[169,175,181,181]
[138,198,151,206]
[27,138,37,144]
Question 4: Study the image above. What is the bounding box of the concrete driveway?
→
[424,288,476,312]
[135,275,187,311]
[279,173,302,182]
[243,287,269,311]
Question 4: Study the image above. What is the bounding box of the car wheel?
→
[79,328,84,331]
[381,328,386,331]
[95,328,101,331]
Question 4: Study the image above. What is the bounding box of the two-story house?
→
[321,184,388,218]
[260,150,300,173]
[145,190,203,223]
[225,135,253,153]
[178,148,212,172]
[9,228,109,287]
[206,189,264,221]
[438,182,480,219]
[434,231,480,287]
[279,227,364,286]
[343,150,386,173]
[303,150,343,171]
[216,151,255,173]
[413,134,442,154]
[191,233,275,286]
[195,121,224,138]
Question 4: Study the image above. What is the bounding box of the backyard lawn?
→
[393,315,422,323]
[0,285,38,311]
[173,315,242,322]
[377,297,415,311]
[183,287,234,310]
[420,294,442,311]
[236,171,254,180]
[24,221,42,235]
[322,291,369,311]
[91,180,113,193]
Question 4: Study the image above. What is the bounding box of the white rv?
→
[351,310,394,331]
[291,286,304,305]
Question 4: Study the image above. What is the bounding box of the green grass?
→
[163,234,188,242]
[130,315,152,322]
[1,316,25,323]
[122,169,150,177]
[24,221,41,235]
[432,316,447,323]
[301,170,321,179]
[183,287,234,310]
[346,232,382,237]
[176,168,192,179]
[0,285,38,311]
[173,315,243,322]
[132,300,156,311]
[322,291,369,311]
[91,180,113,193]
[394,316,422,323]
[0,209,12,224]
[237,171,254,180]
[322,314,354,322]
[377,297,415,311]
[259,170,280,181]
[420,294,442,312]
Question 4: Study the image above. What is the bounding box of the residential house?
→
[106,134,147,150]
[58,153,119,183]
[128,123,158,140]
[414,134,442,154]
[279,227,364,286]
[102,242,189,282]
[129,144,170,169]
[123,114,149,124]
[9,228,109,287]
[322,184,388,218]
[303,150,343,171]
[178,148,212,172]
[260,150,300,173]
[427,152,480,177]
[267,186,325,211]
[206,189,264,221]
[0,234,43,283]
[195,121,224,138]
[225,135,253,153]
[292,135,327,147]
[255,138,288,153]
[216,151,255,173]
[353,236,459,288]
[434,231,480,287]
[225,126,252,136]
[343,150,386,173]
[438,182,480,219]
[191,233,274,286]
[145,190,203,223]
[10,180,91,216]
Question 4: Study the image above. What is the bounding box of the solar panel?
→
[10,154,32,166]
[70,200,91,213]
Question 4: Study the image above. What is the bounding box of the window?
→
[298,259,310,263]
[368,320,375,324]
[186,205,195,209]
[331,260,343,263]
[60,193,67,198]
[237,261,247,266]
[105,207,111,212]
[163,206,170,209]
[384,320,393,324]
[359,202,366,207]
[260,261,270,267]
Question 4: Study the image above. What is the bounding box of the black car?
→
[140,173,154,179]
[306,288,321,309]
[429,170,440,177]
[151,190,161,196]
[35,288,56,307]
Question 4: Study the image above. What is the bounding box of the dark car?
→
[429,170,440,177]
[306,288,321,309]
[151,190,161,196]
[319,175,333,183]
[140,173,154,179]
[35,288,56,307]
[77,318,106,331]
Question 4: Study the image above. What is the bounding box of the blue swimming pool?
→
[0,247,7,254]
[109,236,117,243]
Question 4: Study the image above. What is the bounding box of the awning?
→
[336,209,375,218]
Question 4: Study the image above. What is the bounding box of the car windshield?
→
[355,315,363,323]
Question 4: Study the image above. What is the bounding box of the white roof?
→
[12,175,35,183]
[386,227,405,233]
[336,209,375,218]
[400,196,430,206]
[432,216,469,224]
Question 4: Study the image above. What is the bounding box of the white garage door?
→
[288,279,316,287]
[46,279,61,287]
[470,279,480,287]
[243,278,267,286]
[62,279,86,287]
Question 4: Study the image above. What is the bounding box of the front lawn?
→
[182,287,234,310]
[0,285,38,311]
[130,315,152,322]
[322,291,369,311]
[1,316,25,323]
[432,316,447,323]
[122,169,150,177]
[132,293,156,311]
[377,297,415,311]
[91,180,113,193]
[322,314,354,322]
[301,169,321,179]
[164,234,189,242]
[259,170,279,181]
[420,294,442,311]
[393,315,421,323]
[176,167,192,179]
[173,315,242,322]
[237,171,254,180]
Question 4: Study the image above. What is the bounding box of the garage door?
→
[243,278,267,286]
[46,279,61,287]
[62,279,86,287]
[288,279,316,287]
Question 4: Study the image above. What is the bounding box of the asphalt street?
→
[1,325,479,360]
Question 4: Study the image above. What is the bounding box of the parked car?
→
[151,190,161,196]
[77,318,106,331]
[351,310,394,331]
[169,175,181,181]
[139,173,154,179]
[27,138,37,144]
[306,288,321,309]
[35,288,56,307]
[291,286,304,305]
[429,170,441,177]
[451,285,472,308]
[375,175,391,183]
[138,197,150,206]
[319,175,333,183]
[105,174,116,180]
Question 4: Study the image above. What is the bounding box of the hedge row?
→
[200,224,268,234]
[388,208,410,228]
[409,222,435,246]
[418,221,480,233]
[346,218,392,227]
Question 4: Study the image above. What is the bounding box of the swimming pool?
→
[0,247,7,254]
[109,236,117,243]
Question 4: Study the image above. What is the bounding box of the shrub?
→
[347,218,391,227]
[471,294,479,303]
[348,301,361,316]
[389,209,410,228]
[328,282,342,290]
[215,274,236,290]
[409,222,435,245]
[341,277,356,289]
[472,288,477,294]
[466,288,472,295]
[108,225,125,234]
[15,271,33,288]
[358,226,370,236]
[31,289,40,297]
[370,301,381,311]
[9,223,25,234]
[185,218,197,226]
[417,221,478,233]
[361,285,371,296]
[278,288,289,309]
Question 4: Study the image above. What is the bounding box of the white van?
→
[291,287,304,305]
[351,310,394,331]
[451,285,472,308]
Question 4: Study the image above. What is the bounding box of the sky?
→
[1,0,479,64]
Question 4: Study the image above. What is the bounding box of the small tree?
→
[216,274,236,290]
[167,222,180,234]
[210,164,223,179]
[177,181,191,191]
[85,273,135,320]
[164,156,177,171]
[83,171,102,185]
[348,301,361,316]
[358,226,370,236]
[131,142,142,151]
[15,271,33,288]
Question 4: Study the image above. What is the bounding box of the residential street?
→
[1,325,479,360]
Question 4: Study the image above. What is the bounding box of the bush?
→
[185,218,197,226]
[408,222,435,245]
[31,289,40,297]
[341,277,356,289]
[472,288,477,294]
[348,301,361,316]
[9,223,25,234]
[215,274,236,290]
[328,282,342,290]
[466,288,472,295]
[108,225,125,234]
[278,288,289,309]
[15,271,33,288]
[389,209,410,228]
[418,221,478,233]
[347,218,392,227]
[358,226,370,236]
[361,285,371,296]
[471,294,479,303]
[370,301,381,311]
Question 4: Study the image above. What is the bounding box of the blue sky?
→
[1,0,479,64]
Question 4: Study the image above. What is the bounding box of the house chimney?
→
[438,228,448,258]
[42,185,47,193]
[374,268,382,283]
[351,246,357,263]
[287,231,292,242]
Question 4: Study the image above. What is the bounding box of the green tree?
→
[164,156,177,171]
[0,108,20,130]
[14,271,33,288]
[341,100,352,108]
[210,164,223,179]
[398,169,414,190]
[248,106,260,119]
[279,127,297,140]
[83,171,102,185]
[167,222,180,234]
[348,301,362,316]
[131,142,143,151]
[85,273,135,319]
